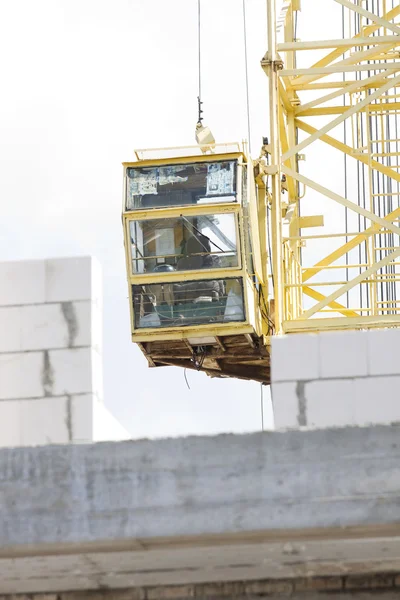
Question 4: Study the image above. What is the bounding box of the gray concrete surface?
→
[2,425,400,594]
[3,575,400,600]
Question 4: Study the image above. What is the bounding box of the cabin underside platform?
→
[136,333,270,384]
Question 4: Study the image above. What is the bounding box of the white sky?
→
[0,0,275,437]
[1,0,367,437]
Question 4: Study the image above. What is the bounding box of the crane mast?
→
[267,0,400,334]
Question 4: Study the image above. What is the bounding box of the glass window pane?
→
[241,164,255,276]
[125,161,237,210]
[129,213,238,274]
[132,277,245,329]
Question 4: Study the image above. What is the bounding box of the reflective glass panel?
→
[129,213,238,274]
[125,161,237,210]
[132,277,245,329]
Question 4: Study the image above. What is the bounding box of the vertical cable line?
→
[197,0,203,125]
[198,0,201,100]
[371,0,384,309]
[242,0,252,154]
[359,5,369,310]
[260,384,265,431]
[359,2,369,310]
[342,5,350,307]
[393,0,400,312]
[362,1,369,310]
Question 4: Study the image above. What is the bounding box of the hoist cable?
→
[370,0,384,308]
[242,0,252,154]
[358,0,368,308]
[184,368,191,390]
[383,8,394,308]
[197,0,203,125]
[342,5,350,307]
[198,0,201,100]
[394,0,400,312]
[260,383,265,431]
[355,5,364,310]
[381,0,396,308]
[357,5,369,309]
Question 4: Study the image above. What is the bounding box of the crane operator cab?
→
[122,144,271,383]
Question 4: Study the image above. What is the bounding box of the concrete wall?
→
[2,425,400,547]
[0,257,129,446]
[271,328,400,430]
[2,574,400,600]
[1,426,400,593]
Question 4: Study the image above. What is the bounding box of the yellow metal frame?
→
[125,204,242,281]
[128,272,255,343]
[131,318,255,344]
[122,148,264,343]
[122,151,244,170]
[263,0,400,334]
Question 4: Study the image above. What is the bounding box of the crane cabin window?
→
[125,161,237,210]
[132,277,245,329]
[129,213,239,274]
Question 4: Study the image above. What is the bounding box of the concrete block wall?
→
[271,328,400,430]
[0,257,129,446]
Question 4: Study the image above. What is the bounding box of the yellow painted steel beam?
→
[278,79,293,113]
[296,119,400,185]
[297,101,400,117]
[288,122,400,284]
[278,105,296,200]
[297,215,324,228]
[288,279,400,287]
[304,263,369,270]
[283,74,400,162]
[299,246,400,320]
[295,80,392,90]
[132,143,243,161]
[291,42,398,86]
[128,268,244,286]
[304,5,400,67]
[284,314,400,332]
[335,0,400,36]
[369,102,400,113]
[301,204,400,284]
[286,232,373,241]
[132,324,255,343]
[294,70,395,115]
[123,151,244,169]
[123,202,240,221]
[281,0,302,312]
[278,35,400,51]
[283,62,400,78]
[296,106,348,116]
[266,0,284,334]
[289,4,400,87]
[302,286,359,318]
[283,168,400,261]
[282,168,400,237]
[296,102,400,117]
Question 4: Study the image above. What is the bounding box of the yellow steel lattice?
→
[263,0,400,333]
